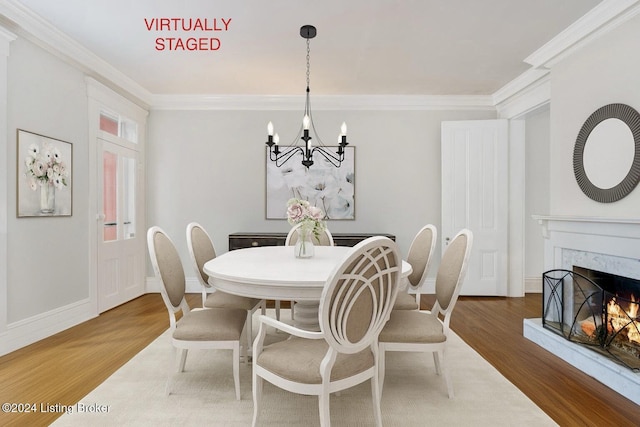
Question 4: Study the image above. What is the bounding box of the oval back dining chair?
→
[277,223,336,320]
[148,226,247,400]
[393,224,437,310]
[251,236,402,427]
[379,228,473,399]
[186,222,265,359]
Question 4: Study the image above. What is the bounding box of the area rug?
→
[52,310,556,426]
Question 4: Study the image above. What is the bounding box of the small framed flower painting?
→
[17,129,73,217]
[266,146,355,220]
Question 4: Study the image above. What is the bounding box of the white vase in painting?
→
[40,183,55,214]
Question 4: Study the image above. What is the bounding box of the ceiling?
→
[10,0,602,96]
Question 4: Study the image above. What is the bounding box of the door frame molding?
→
[86,78,148,314]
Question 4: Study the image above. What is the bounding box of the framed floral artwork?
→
[266,146,355,220]
[17,129,73,217]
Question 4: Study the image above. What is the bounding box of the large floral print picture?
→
[17,129,72,217]
[266,146,354,220]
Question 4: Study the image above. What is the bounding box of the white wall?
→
[549,13,640,217]
[147,108,496,276]
[524,105,550,281]
[4,37,91,333]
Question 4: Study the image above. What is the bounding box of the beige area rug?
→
[52,309,556,426]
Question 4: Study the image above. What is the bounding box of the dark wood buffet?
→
[228,232,396,251]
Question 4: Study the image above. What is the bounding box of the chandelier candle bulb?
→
[341,122,347,135]
[267,122,274,136]
[303,115,310,130]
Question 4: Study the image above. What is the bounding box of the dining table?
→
[203,245,413,331]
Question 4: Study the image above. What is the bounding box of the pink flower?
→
[308,206,323,220]
[287,203,305,223]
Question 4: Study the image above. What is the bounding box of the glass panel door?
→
[98,138,142,313]
[103,151,117,242]
[101,145,137,242]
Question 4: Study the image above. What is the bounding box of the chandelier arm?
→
[311,146,345,167]
[273,146,304,167]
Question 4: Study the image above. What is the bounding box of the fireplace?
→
[542,268,640,370]
[525,216,640,405]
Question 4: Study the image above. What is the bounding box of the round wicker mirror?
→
[573,103,640,203]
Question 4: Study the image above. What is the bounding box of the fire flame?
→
[607,295,640,345]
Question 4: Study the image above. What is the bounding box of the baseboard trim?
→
[0,298,96,357]
[525,277,542,293]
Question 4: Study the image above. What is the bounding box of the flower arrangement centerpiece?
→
[286,198,326,258]
[24,141,69,213]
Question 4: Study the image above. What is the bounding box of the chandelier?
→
[265,25,348,169]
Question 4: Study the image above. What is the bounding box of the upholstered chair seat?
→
[256,337,374,384]
[172,308,246,341]
[379,311,446,344]
[393,289,422,310]
[203,292,262,311]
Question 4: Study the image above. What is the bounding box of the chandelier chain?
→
[306,38,311,90]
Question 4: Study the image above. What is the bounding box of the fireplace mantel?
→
[532,216,640,273]
[532,215,640,239]
[525,214,640,403]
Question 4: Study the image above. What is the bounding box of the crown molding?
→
[524,0,640,69]
[492,68,549,107]
[0,0,152,107]
[149,94,496,111]
[3,0,639,114]
[493,70,550,119]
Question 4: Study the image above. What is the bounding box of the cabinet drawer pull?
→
[251,241,259,247]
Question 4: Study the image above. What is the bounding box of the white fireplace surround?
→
[525,215,640,405]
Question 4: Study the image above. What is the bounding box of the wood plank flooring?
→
[0,294,638,426]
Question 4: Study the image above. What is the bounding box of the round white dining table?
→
[203,245,412,330]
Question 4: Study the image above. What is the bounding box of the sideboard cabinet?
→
[228,232,395,251]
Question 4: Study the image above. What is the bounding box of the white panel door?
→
[97,138,144,312]
[441,120,508,296]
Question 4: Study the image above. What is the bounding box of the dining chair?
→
[147,226,247,400]
[186,222,265,360]
[277,223,335,321]
[378,228,473,399]
[393,224,437,310]
[252,236,401,427]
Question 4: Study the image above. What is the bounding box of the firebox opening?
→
[542,268,640,371]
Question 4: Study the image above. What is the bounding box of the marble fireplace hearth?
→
[525,216,640,405]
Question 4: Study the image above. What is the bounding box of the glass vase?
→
[40,183,55,214]
[294,228,315,258]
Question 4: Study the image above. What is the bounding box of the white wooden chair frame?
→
[186,222,265,359]
[148,226,243,400]
[252,236,401,427]
[379,228,473,399]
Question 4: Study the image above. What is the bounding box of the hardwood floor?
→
[0,294,638,426]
